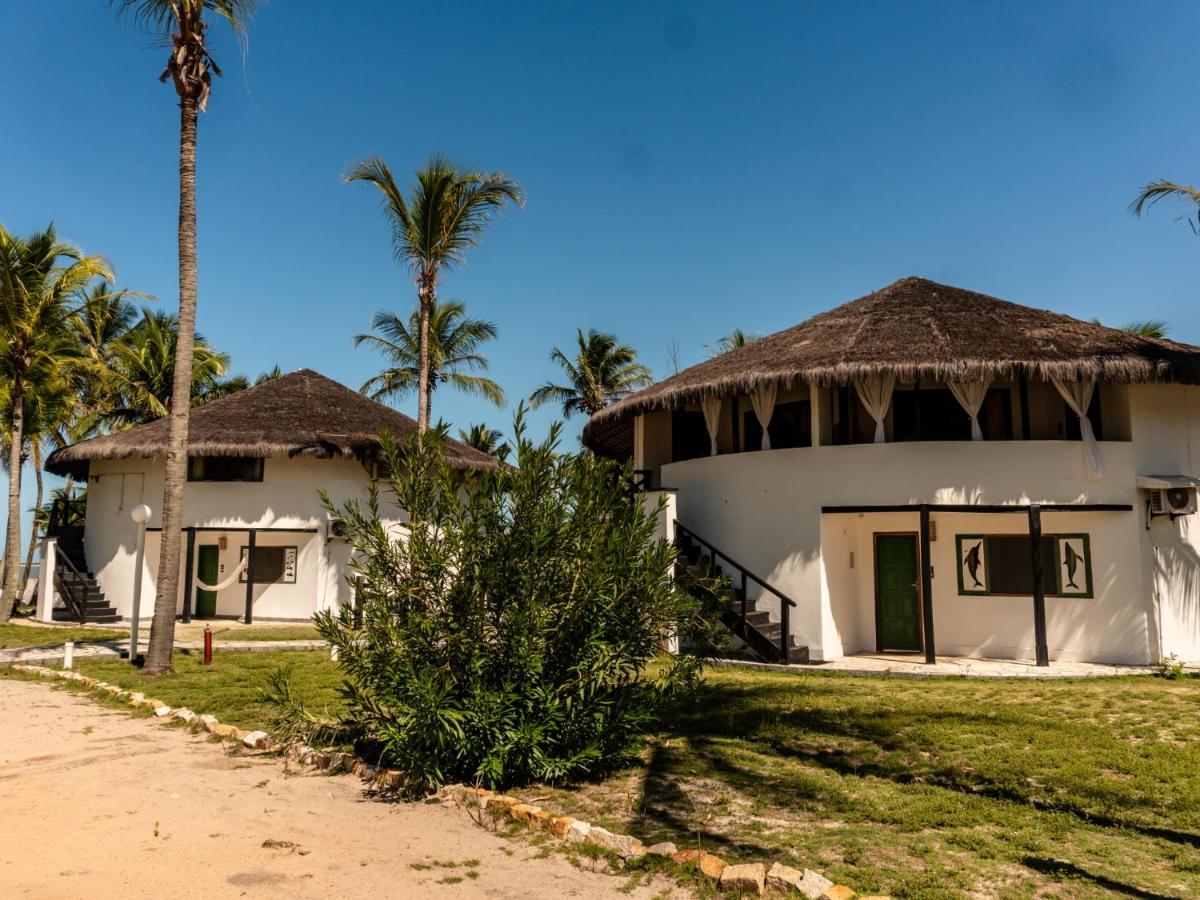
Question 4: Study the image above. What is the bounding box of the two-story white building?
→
[41,369,497,624]
[585,277,1200,667]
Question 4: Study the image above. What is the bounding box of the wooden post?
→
[181,528,195,623]
[919,504,936,665]
[731,396,740,453]
[244,529,257,624]
[1028,505,1049,666]
[1019,372,1032,440]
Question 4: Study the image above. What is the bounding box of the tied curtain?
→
[701,395,723,456]
[853,373,896,443]
[1052,378,1105,481]
[948,376,993,441]
[750,382,778,450]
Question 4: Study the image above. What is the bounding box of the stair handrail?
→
[674,520,795,663]
[53,552,90,624]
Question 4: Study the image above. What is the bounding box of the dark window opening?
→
[742,400,811,451]
[831,387,873,445]
[671,411,710,462]
[188,456,264,482]
[986,535,1058,596]
[239,546,290,584]
[892,387,1014,442]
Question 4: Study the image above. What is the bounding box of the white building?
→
[584,277,1200,667]
[40,369,497,624]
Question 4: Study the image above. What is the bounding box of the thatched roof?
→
[584,276,1200,458]
[46,368,499,477]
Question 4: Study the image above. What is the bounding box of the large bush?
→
[286,417,713,791]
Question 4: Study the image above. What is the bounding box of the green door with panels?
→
[195,545,219,618]
[875,534,922,652]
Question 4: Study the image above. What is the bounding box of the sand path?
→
[0,678,672,899]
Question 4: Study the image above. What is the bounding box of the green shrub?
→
[286,415,714,792]
[1156,654,1186,680]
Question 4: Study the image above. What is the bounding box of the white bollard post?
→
[128,505,152,665]
[62,641,74,670]
[329,644,339,662]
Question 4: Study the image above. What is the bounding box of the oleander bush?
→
[269,413,717,791]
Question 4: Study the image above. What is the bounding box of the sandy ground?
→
[0,679,674,899]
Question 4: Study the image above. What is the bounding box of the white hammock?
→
[195,556,248,592]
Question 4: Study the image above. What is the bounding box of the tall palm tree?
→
[707,327,759,356]
[1131,180,1200,234]
[529,329,653,418]
[105,309,229,425]
[111,0,259,673]
[459,423,510,463]
[345,154,522,434]
[71,280,143,436]
[355,300,505,417]
[0,225,109,621]
[1090,317,1171,340]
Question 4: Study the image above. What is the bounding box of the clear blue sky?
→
[3,1,1199,550]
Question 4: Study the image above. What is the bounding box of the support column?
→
[244,529,257,624]
[181,528,195,624]
[1028,505,1049,666]
[919,504,936,665]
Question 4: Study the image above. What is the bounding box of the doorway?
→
[874,533,922,652]
[195,545,219,618]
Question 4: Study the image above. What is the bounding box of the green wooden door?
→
[195,545,219,618]
[875,535,922,652]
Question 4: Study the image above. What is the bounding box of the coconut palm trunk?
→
[19,443,43,598]
[144,93,200,673]
[417,279,434,434]
[1,376,25,623]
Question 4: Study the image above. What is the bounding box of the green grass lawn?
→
[205,624,323,642]
[0,623,122,649]
[73,649,344,731]
[55,652,1200,898]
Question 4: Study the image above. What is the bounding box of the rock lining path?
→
[0,678,671,899]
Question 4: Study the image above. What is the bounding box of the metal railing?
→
[46,497,86,535]
[52,550,91,624]
[674,520,797,662]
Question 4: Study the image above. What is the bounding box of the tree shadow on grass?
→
[638,677,1200,875]
[1022,857,1183,900]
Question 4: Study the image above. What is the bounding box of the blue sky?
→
[3,0,1199,548]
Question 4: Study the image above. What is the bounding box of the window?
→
[1064,390,1104,441]
[742,400,811,451]
[672,411,710,462]
[891,387,1014,442]
[238,546,297,584]
[956,533,1092,598]
[188,456,264,482]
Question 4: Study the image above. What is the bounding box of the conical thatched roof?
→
[46,368,499,476]
[584,276,1200,458]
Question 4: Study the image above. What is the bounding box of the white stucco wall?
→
[80,455,399,621]
[652,383,1200,664]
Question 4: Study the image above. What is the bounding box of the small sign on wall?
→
[1056,534,1092,598]
[957,534,988,595]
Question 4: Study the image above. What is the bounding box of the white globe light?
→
[130,504,152,525]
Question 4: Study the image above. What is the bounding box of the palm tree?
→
[0,225,109,621]
[707,327,759,356]
[1090,318,1171,340]
[345,154,522,434]
[1131,180,1200,234]
[355,300,505,417]
[105,309,230,426]
[111,0,259,673]
[529,329,653,418]
[459,423,510,463]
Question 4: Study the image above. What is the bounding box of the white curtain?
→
[750,382,778,450]
[948,377,993,441]
[853,373,896,443]
[1052,378,1104,481]
[701,395,723,456]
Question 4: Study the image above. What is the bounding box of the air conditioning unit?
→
[327,516,350,541]
[1150,487,1198,517]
